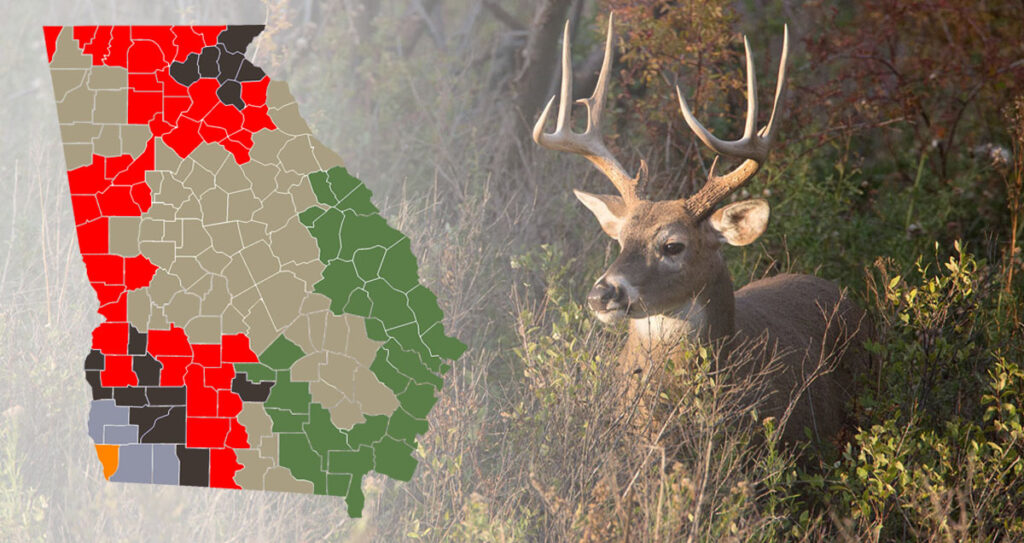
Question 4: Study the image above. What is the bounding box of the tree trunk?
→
[512,0,575,129]
[400,0,445,57]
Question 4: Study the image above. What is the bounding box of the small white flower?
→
[991,146,1011,166]
[972,143,1012,166]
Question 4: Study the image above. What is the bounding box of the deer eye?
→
[662,242,685,256]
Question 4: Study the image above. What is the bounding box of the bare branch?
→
[482,0,525,31]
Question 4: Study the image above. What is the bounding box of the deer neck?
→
[627,270,736,359]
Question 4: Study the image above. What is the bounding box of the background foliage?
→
[2,0,1023,541]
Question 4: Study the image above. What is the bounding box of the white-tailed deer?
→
[533,15,869,444]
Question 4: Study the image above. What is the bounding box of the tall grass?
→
[2,1,1022,541]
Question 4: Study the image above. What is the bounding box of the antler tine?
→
[554,20,574,134]
[584,12,615,137]
[762,25,789,141]
[741,36,759,141]
[677,25,790,221]
[533,13,639,202]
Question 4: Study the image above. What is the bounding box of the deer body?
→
[622,272,867,443]
[592,199,867,443]
[532,15,869,445]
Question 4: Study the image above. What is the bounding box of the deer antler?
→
[677,25,789,221]
[533,13,641,203]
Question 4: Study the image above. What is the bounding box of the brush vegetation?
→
[2,1,1023,541]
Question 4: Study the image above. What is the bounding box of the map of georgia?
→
[44,24,465,517]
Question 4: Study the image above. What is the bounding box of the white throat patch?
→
[631,300,708,345]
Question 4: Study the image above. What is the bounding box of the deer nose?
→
[588,279,625,312]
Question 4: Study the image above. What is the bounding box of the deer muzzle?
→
[588,277,630,323]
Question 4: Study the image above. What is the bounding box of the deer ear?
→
[709,199,770,246]
[574,190,628,239]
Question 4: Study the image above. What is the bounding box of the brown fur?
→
[583,198,870,445]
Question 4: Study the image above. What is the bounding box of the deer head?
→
[533,15,788,332]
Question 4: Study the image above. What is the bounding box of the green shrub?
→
[812,243,1024,540]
